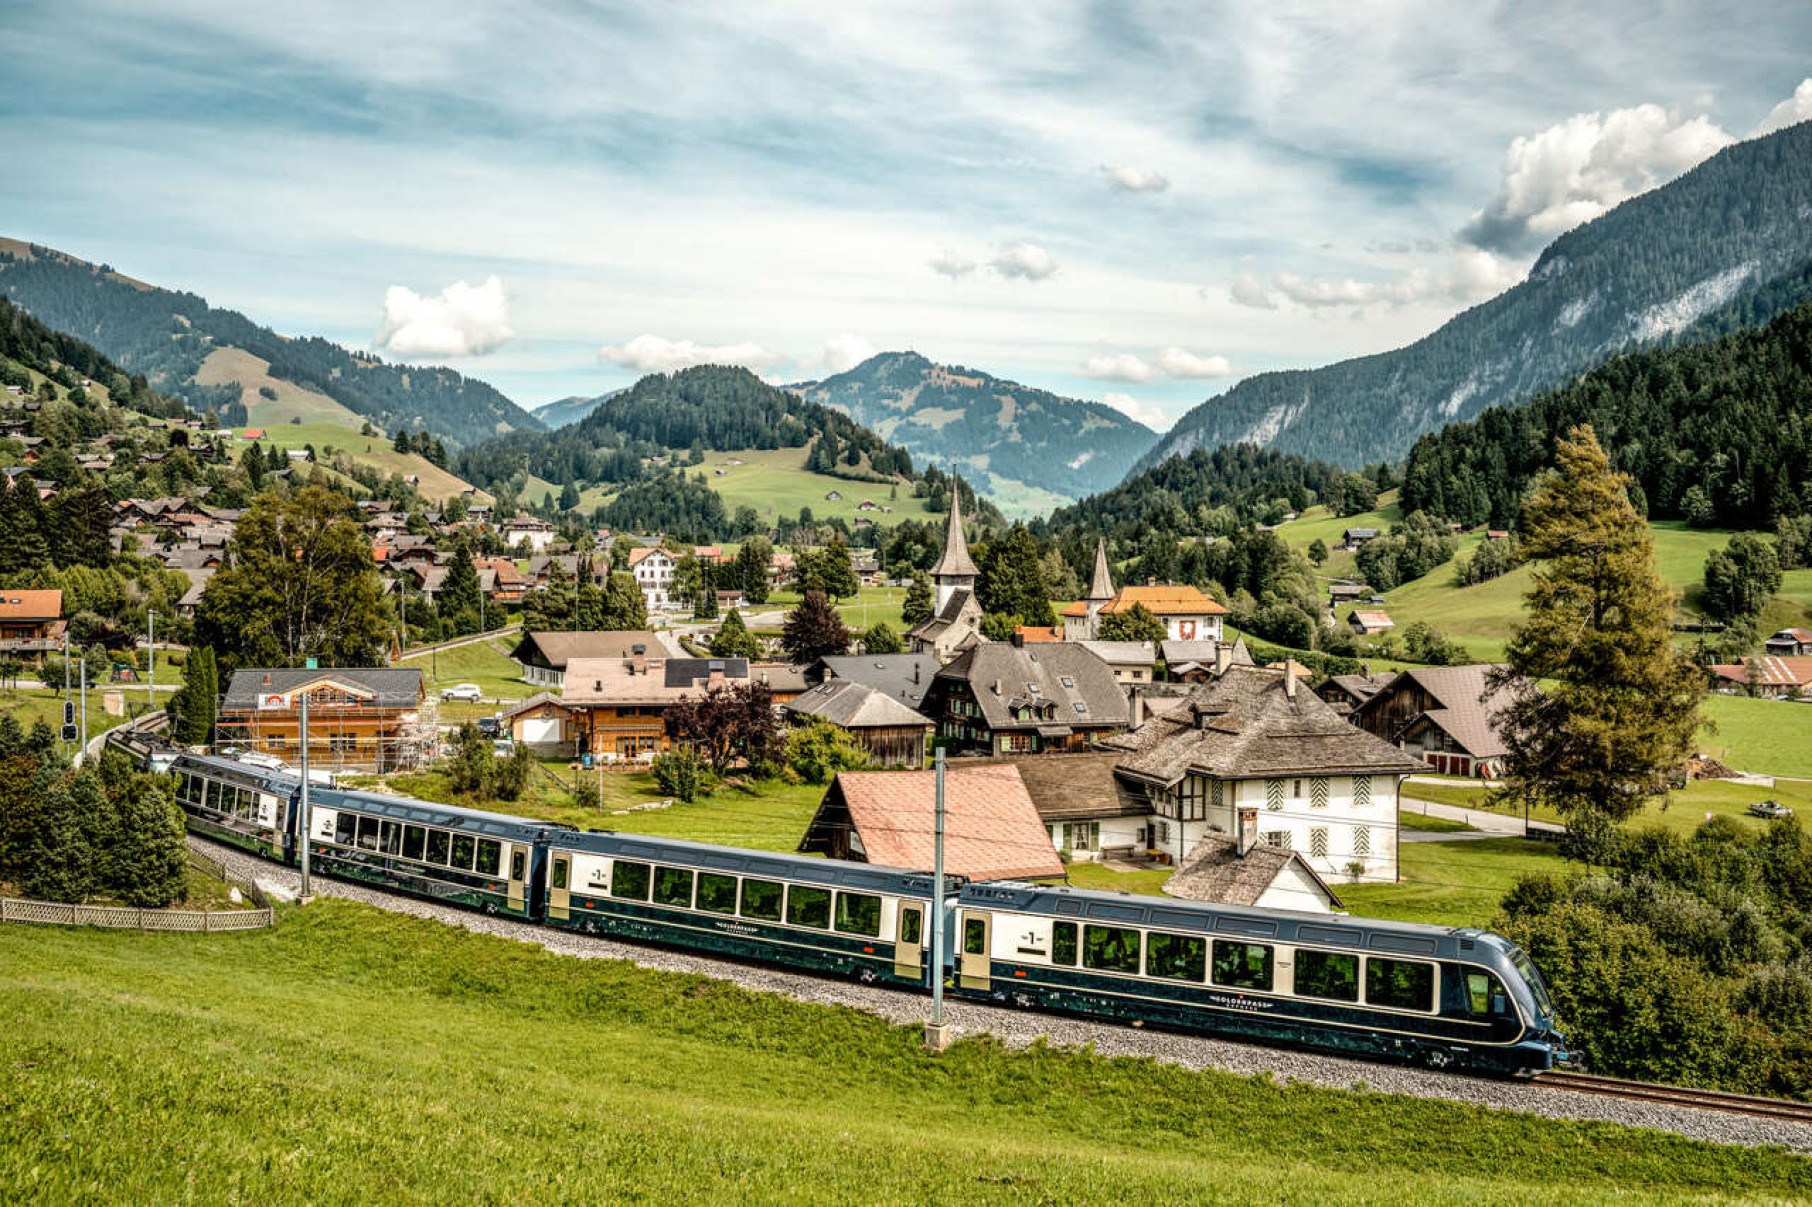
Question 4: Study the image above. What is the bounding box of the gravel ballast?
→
[193,837,1812,1155]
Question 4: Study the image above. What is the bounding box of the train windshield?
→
[1507,945,1554,1018]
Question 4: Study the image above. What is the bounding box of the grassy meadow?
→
[1403,774,1812,836]
[4,902,1807,1203]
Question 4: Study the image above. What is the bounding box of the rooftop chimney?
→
[992,678,1002,696]
[1237,807,1257,857]
[631,644,647,676]
[1284,665,1298,700]
[1215,642,1232,677]
[912,662,921,685]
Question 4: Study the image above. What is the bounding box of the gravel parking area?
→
[193,837,1812,1155]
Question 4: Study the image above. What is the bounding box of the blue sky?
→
[5,1,1811,429]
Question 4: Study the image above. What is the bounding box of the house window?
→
[1310,827,1329,859]
[1292,778,1302,798]
[1311,777,1329,809]
[1179,776,1208,821]
[1353,776,1372,809]
[1154,819,1170,845]
[1354,827,1372,857]
[1069,822,1099,852]
[1262,830,1291,850]
[1266,780,1284,811]
[1210,780,1224,811]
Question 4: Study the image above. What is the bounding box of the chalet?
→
[798,765,1065,881]
[527,555,609,587]
[242,428,266,440]
[1102,665,1425,883]
[824,490,842,502]
[510,630,679,688]
[1709,656,1812,700]
[501,515,557,553]
[0,590,65,661]
[499,693,579,756]
[1060,538,1230,642]
[1347,609,1395,636]
[1764,628,1812,657]
[1160,638,1253,683]
[1340,527,1379,550]
[692,545,725,564]
[1327,582,1368,608]
[1076,639,1160,685]
[474,558,527,604]
[175,571,213,619]
[560,652,753,760]
[627,546,678,611]
[922,639,1129,755]
[783,679,933,768]
[1316,669,1396,715]
[1350,664,1522,778]
[216,668,428,773]
[907,492,983,660]
[817,652,941,713]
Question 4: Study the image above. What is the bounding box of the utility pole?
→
[298,693,313,902]
[146,610,156,717]
[925,746,952,1051]
[79,655,87,755]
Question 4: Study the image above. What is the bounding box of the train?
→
[167,752,1568,1076]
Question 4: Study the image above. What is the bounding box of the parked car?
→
[441,683,484,702]
[476,716,502,738]
[491,739,516,757]
[1748,800,1793,819]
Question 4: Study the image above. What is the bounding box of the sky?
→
[5,2,1812,431]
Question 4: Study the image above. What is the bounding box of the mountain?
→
[532,391,618,430]
[0,237,543,449]
[0,294,187,420]
[1137,120,1812,474]
[791,351,1158,509]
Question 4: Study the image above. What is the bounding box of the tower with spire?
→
[1064,537,1117,640]
[908,477,984,660]
[931,484,978,614]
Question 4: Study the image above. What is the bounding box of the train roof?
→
[549,828,955,896]
[959,881,1497,961]
[314,786,555,839]
[172,752,311,797]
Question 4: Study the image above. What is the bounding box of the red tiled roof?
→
[1710,657,1812,688]
[813,765,1064,881]
[1061,584,1229,618]
[1013,625,1063,642]
[0,590,62,621]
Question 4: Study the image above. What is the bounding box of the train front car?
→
[542,830,949,990]
[951,883,1565,1076]
[301,787,552,920]
[170,753,303,861]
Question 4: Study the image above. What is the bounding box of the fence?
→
[0,844,277,932]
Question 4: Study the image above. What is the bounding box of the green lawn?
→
[396,632,529,702]
[1399,811,1479,833]
[581,448,937,531]
[6,905,1806,1202]
[1276,493,1404,582]
[759,584,912,633]
[1404,775,1812,836]
[231,420,487,505]
[1699,694,1812,777]
[0,684,156,749]
[1341,838,1565,927]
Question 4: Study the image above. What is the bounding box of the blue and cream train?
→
[169,753,1568,1075]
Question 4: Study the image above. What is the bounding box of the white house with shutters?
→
[1101,664,1426,884]
[627,546,677,611]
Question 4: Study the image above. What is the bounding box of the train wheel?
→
[1422,1047,1455,1071]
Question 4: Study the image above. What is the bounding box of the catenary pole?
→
[79,655,86,756]
[298,693,312,900]
[147,610,155,714]
[925,745,949,1049]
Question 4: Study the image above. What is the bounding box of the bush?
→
[653,748,714,802]
[783,720,870,785]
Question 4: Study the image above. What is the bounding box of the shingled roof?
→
[1103,665,1425,786]
[819,653,941,710]
[221,668,424,710]
[1164,834,1342,909]
[934,642,1129,731]
[511,630,676,670]
[1357,665,1520,760]
[972,751,1146,820]
[785,679,932,729]
[798,764,1064,881]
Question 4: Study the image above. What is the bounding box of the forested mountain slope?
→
[0,238,542,448]
[794,351,1157,503]
[1137,120,1812,473]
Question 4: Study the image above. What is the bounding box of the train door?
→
[507,845,528,914]
[549,853,571,922]
[894,902,925,981]
[959,910,991,991]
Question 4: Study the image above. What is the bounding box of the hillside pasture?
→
[578,447,938,530]
[231,421,489,505]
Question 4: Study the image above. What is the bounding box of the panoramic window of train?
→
[335,812,356,846]
[426,829,450,864]
[1366,957,1435,1011]
[653,866,695,908]
[787,885,832,929]
[356,815,380,851]
[1211,940,1274,991]
[475,839,502,877]
[1465,970,1511,1017]
[402,825,426,861]
[380,821,402,855]
[740,878,783,920]
[1051,921,1078,966]
[1146,932,1207,982]
[450,833,476,871]
[1082,925,1141,975]
[835,892,882,937]
[551,858,569,890]
[697,872,738,914]
[1293,949,1359,1001]
[612,860,651,900]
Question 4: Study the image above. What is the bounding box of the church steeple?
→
[1087,536,1115,602]
[931,480,977,612]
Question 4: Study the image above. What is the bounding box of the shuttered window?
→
[1353,776,1372,808]
[1311,777,1329,809]
[1266,780,1284,811]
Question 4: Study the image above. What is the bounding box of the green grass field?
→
[230,421,487,505]
[396,633,529,702]
[1700,694,1812,777]
[1340,838,1564,927]
[5,903,1805,1202]
[1404,774,1812,835]
[579,448,938,531]
[0,684,163,749]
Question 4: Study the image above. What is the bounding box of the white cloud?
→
[1102,392,1168,430]
[373,275,513,357]
[1158,347,1234,378]
[1754,77,1812,136]
[1246,249,1524,312]
[1460,104,1735,253]
[1081,352,1156,382]
[989,240,1060,281]
[1105,164,1169,193]
[599,333,783,374]
[927,247,978,279]
[822,332,878,373]
[1229,271,1276,309]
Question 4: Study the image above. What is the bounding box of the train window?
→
[1465,971,1511,1018]
[1082,925,1141,975]
[380,821,402,856]
[451,834,476,871]
[899,906,923,946]
[740,878,783,921]
[357,815,380,851]
[335,812,356,846]
[836,892,882,937]
[402,825,426,861]
[786,885,831,929]
[963,917,986,956]
[1211,940,1274,991]
[612,860,651,900]
[426,829,450,865]
[1146,932,1207,982]
[1366,958,1435,1012]
[1051,922,1078,966]
[551,858,569,890]
[510,850,526,882]
[475,839,502,877]
[697,872,739,915]
[653,867,695,908]
[1294,949,1359,1002]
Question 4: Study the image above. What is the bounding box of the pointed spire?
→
[1088,536,1115,601]
[931,478,978,579]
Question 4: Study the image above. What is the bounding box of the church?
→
[906,488,985,660]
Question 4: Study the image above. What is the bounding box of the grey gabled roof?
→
[510,630,673,669]
[784,679,932,729]
[1163,834,1343,909]
[934,642,1129,730]
[819,653,942,710]
[222,667,424,710]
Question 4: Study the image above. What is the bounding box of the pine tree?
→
[23,772,91,903]
[1491,426,1705,829]
[977,524,1055,626]
[438,544,483,636]
[781,590,851,663]
[600,571,648,630]
[709,609,763,659]
[901,571,933,627]
[860,621,904,654]
[0,478,50,576]
[692,563,718,619]
[735,537,772,605]
[170,646,219,746]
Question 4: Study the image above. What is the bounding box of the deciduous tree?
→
[781,590,850,663]
[1097,602,1165,644]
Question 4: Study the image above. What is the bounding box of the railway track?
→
[1534,1070,1812,1125]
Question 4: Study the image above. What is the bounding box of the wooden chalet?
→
[1349,665,1521,778]
[922,638,1130,755]
[216,668,428,773]
[783,679,932,768]
[0,589,65,661]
